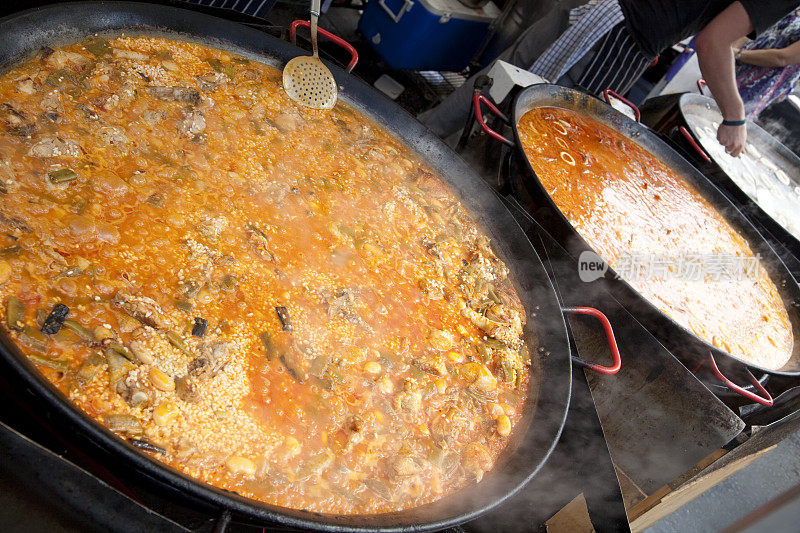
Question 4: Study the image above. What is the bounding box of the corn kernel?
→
[435,378,447,394]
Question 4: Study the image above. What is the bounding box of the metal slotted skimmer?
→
[283,0,337,109]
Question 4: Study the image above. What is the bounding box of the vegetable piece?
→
[62,319,94,342]
[106,349,134,386]
[146,192,164,207]
[275,306,292,331]
[220,275,238,291]
[40,303,69,334]
[104,413,143,436]
[191,317,207,338]
[76,352,105,386]
[7,296,25,331]
[107,342,135,362]
[129,438,166,454]
[35,309,48,328]
[260,331,277,360]
[279,352,307,382]
[146,86,202,106]
[28,353,68,371]
[0,245,20,257]
[175,375,199,403]
[84,38,110,56]
[174,300,192,313]
[48,169,78,184]
[19,326,49,353]
[166,330,191,356]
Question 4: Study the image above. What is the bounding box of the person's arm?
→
[694,1,754,157]
[734,39,800,67]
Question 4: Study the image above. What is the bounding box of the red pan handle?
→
[473,94,514,147]
[289,20,359,73]
[697,78,708,95]
[679,126,711,162]
[705,355,773,406]
[563,307,622,375]
[602,89,641,122]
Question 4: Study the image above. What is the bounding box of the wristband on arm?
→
[722,119,746,126]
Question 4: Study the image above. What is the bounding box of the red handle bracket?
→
[679,126,711,162]
[563,306,622,375]
[472,94,514,147]
[697,78,708,95]
[288,20,358,73]
[602,89,640,122]
[705,355,773,406]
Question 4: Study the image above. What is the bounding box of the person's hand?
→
[717,123,747,157]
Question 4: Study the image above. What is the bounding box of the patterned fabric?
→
[575,22,653,95]
[737,8,800,117]
[181,0,276,18]
[529,0,625,83]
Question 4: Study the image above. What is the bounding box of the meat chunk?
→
[181,109,206,137]
[112,292,168,329]
[1,104,36,137]
[28,137,81,158]
[146,86,202,105]
[188,340,232,379]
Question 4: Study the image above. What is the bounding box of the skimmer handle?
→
[310,0,321,58]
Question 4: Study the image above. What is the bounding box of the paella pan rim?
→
[0,2,573,530]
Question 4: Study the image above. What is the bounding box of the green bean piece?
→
[7,296,25,331]
[174,300,193,313]
[104,413,143,436]
[260,331,277,360]
[108,342,135,362]
[166,330,191,356]
[35,308,48,328]
[84,38,111,56]
[62,319,95,342]
[279,352,307,382]
[0,245,21,257]
[76,352,106,386]
[27,353,69,372]
[220,274,238,291]
[48,169,78,184]
[19,326,49,353]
